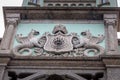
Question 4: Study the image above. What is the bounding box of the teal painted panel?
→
[14,23,105,48]
[110,0,117,7]
[96,0,117,7]
[22,0,29,6]
[22,0,44,7]
[40,0,44,6]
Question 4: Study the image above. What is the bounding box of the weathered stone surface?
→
[0,67,5,80]
[107,68,120,80]
[0,58,10,66]
[9,59,104,69]
[0,58,10,80]
[104,14,118,54]
[103,59,120,66]
[1,7,120,80]
[103,58,120,80]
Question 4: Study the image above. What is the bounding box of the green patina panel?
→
[14,23,105,48]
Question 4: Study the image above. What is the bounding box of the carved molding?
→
[104,14,117,19]
[6,18,19,26]
[104,19,117,27]
[13,25,105,57]
[104,14,117,27]
[0,58,10,66]
[6,13,20,27]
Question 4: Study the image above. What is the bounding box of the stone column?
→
[103,59,120,80]
[0,58,10,80]
[0,18,18,50]
[104,14,118,54]
[0,67,5,80]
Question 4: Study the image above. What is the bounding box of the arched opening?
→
[63,4,68,7]
[46,74,64,80]
[78,4,84,7]
[86,4,92,7]
[48,4,53,7]
[55,4,61,7]
[71,4,76,7]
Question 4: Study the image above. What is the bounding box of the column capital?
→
[5,13,20,27]
[104,19,117,26]
[104,14,118,26]
[6,18,19,25]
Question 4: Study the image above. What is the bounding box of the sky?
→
[0,0,120,38]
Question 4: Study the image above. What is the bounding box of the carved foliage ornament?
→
[13,25,105,57]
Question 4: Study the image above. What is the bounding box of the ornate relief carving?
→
[13,29,41,56]
[104,19,117,27]
[13,25,105,57]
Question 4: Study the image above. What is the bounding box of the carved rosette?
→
[13,25,105,57]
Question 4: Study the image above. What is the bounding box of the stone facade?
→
[22,0,118,7]
[0,0,120,80]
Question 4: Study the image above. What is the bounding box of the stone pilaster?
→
[0,58,10,80]
[0,67,5,80]
[0,18,19,50]
[104,14,118,54]
[103,58,120,80]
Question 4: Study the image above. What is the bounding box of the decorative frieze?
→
[13,24,105,57]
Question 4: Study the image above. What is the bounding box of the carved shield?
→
[44,34,73,53]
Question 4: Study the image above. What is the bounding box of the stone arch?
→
[55,4,61,7]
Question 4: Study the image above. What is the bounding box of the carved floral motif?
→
[13,25,105,57]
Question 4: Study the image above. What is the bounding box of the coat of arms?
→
[44,25,73,53]
[13,24,105,57]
